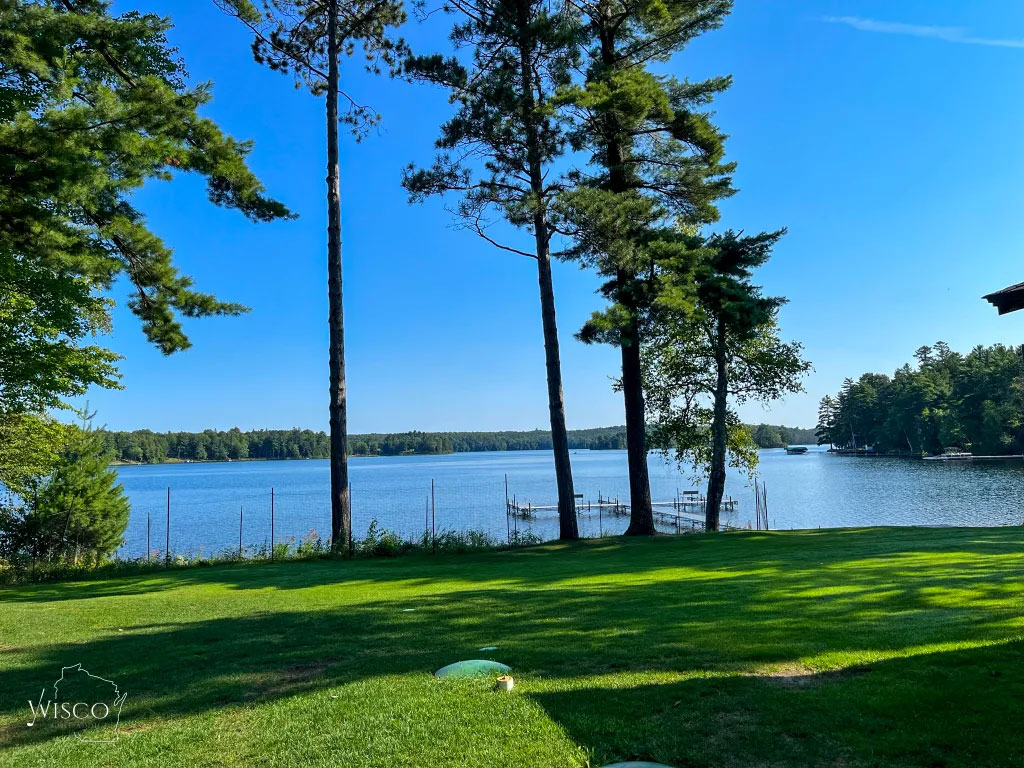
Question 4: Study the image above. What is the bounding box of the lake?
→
[114,447,1024,558]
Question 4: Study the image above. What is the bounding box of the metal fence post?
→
[431,479,436,553]
[165,487,170,565]
[270,487,275,561]
[239,505,243,559]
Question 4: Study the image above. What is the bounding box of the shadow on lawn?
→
[530,637,1024,768]
[1,527,1022,760]
[3,526,1020,605]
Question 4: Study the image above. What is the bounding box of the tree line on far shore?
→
[99,424,816,464]
[816,342,1024,456]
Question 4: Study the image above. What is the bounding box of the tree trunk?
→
[326,2,350,551]
[620,305,655,534]
[598,3,653,534]
[706,317,728,531]
[514,0,577,540]
[535,236,578,539]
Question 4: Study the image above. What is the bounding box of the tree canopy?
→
[0,0,291,414]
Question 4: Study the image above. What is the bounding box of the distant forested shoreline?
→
[816,342,1024,455]
[100,423,815,464]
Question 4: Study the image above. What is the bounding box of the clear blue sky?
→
[83,0,1024,433]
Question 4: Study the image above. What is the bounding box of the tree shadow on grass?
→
[3,526,1021,605]
[530,637,1024,768]
[2,530,1023,755]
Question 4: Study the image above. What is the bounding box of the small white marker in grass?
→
[479,646,498,651]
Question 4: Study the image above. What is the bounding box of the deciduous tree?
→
[645,230,810,531]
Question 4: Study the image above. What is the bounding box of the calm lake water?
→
[114,447,1024,558]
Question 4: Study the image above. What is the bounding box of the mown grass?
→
[1,527,1022,767]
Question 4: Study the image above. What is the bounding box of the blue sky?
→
[84,0,1024,433]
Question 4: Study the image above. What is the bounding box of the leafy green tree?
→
[1,0,291,415]
[0,412,64,501]
[217,0,407,550]
[556,0,735,534]
[15,417,129,562]
[646,230,809,530]
[752,423,784,449]
[402,0,581,539]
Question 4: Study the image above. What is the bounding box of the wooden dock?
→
[506,491,739,532]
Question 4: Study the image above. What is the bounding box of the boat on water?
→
[785,445,809,455]
[923,450,973,461]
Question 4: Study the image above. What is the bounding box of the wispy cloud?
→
[823,15,1024,49]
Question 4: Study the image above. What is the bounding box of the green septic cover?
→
[601,764,676,768]
[434,660,511,678]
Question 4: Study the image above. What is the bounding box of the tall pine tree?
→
[403,0,581,539]
[217,0,407,550]
[557,0,734,533]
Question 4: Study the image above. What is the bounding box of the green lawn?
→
[2,527,1023,767]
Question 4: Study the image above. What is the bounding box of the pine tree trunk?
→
[326,2,350,551]
[536,235,578,539]
[514,0,577,539]
[620,305,655,534]
[706,317,728,531]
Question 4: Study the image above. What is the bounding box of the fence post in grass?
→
[348,483,353,556]
[165,487,170,565]
[270,487,275,561]
[514,494,518,540]
[147,507,151,562]
[431,479,436,553]
[239,505,243,559]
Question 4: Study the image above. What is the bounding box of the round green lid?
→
[434,659,511,678]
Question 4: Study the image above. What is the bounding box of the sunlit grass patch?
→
[1,526,1022,767]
